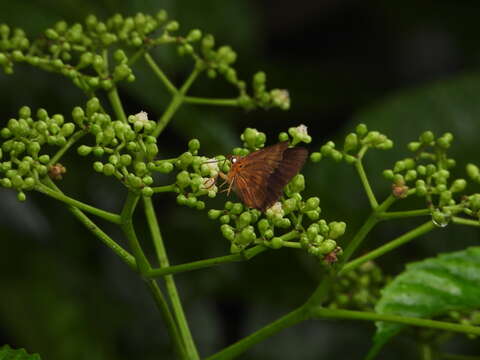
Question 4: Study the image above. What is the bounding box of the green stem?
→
[48,130,87,166]
[419,343,434,360]
[377,208,432,220]
[339,221,436,275]
[144,53,177,95]
[309,307,480,336]
[41,178,135,269]
[146,280,188,360]
[355,160,378,209]
[452,216,480,227]
[107,86,127,122]
[152,184,178,193]
[154,94,184,137]
[35,183,122,224]
[206,306,309,360]
[121,192,150,274]
[146,245,268,278]
[183,96,239,107]
[143,197,199,360]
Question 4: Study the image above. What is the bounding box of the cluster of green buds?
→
[381,130,480,226]
[0,106,77,200]
[172,140,229,211]
[328,261,387,311]
[0,11,290,111]
[205,128,345,261]
[310,123,393,163]
[76,98,160,196]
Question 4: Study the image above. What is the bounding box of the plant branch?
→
[121,192,150,274]
[36,182,122,224]
[183,96,239,106]
[355,147,378,209]
[206,306,309,360]
[143,196,199,360]
[48,130,87,166]
[339,221,436,275]
[377,208,432,220]
[452,217,480,227]
[41,178,135,268]
[144,53,177,95]
[309,307,480,336]
[146,279,188,360]
[107,86,127,122]
[146,245,268,278]
[152,184,178,193]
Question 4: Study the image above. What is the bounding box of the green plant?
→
[1,10,480,360]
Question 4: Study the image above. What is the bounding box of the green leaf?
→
[0,345,41,360]
[367,246,480,359]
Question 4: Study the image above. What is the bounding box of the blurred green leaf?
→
[367,246,480,359]
[0,345,41,360]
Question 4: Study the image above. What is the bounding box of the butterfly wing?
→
[231,142,308,211]
[260,147,308,211]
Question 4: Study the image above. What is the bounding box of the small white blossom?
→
[295,124,308,137]
[266,202,284,218]
[135,111,149,124]
[270,89,290,110]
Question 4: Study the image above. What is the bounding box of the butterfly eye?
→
[231,157,237,164]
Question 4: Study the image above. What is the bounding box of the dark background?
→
[1,1,480,359]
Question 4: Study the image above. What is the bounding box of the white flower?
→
[270,89,290,110]
[295,124,308,136]
[135,111,149,125]
[266,202,284,218]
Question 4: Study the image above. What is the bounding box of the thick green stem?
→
[41,178,135,269]
[143,197,199,360]
[355,148,378,209]
[206,306,309,360]
[146,245,268,278]
[377,208,431,220]
[309,307,480,336]
[339,221,436,275]
[107,86,127,122]
[121,192,150,274]
[146,279,188,360]
[452,216,480,227]
[144,53,177,95]
[152,184,178,193]
[183,96,239,106]
[154,94,184,137]
[48,130,87,166]
[36,182,122,224]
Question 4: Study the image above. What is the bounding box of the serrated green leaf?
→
[0,345,41,360]
[366,247,480,359]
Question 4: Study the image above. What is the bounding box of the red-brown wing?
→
[230,142,288,210]
[260,147,308,211]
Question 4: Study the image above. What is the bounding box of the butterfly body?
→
[222,142,308,212]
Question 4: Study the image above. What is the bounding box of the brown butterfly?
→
[217,142,308,212]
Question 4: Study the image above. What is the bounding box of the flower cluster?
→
[0,11,289,110]
[0,106,77,200]
[310,123,393,163]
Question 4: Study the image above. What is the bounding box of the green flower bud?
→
[319,239,337,255]
[188,138,200,153]
[72,106,85,124]
[407,141,421,152]
[61,123,75,137]
[270,237,283,249]
[146,143,158,158]
[355,123,368,136]
[450,179,466,193]
[176,194,187,205]
[208,209,222,220]
[289,174,305,192]
[142,176,153,186]
[306,210,319,221]
[305,197,320,211]
[307,223,319,240]
[231,203,244,215]
[175,171,189,188]
[310,152,321,162]
[275,218,291,228]
[86,97,100,116]
[343,133,358,152]
[221,224,235,241]
[238,211,252,227]
[219,214,230,224]
[102,163,115,176]
[92,146,104,157]
[405,170,417,182]
[431,209,451,227]
[383,169,394,180]
[155,161,174,174]
[17,191,26,202]
[331,150,343,162]
[239,226,256,244]
[165,20,179,32]
[141,186,153,197]
[329,221,346,239]
[11,174,24,188]
[420,131,434,144]
[257,219,270,234]
[27,142,41,156]
[278,132,289,142]
[178,151,194,168]
[186,29,202,42]
[92,161,103,173]
[1,178,12,188]
[467,164,480,181]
